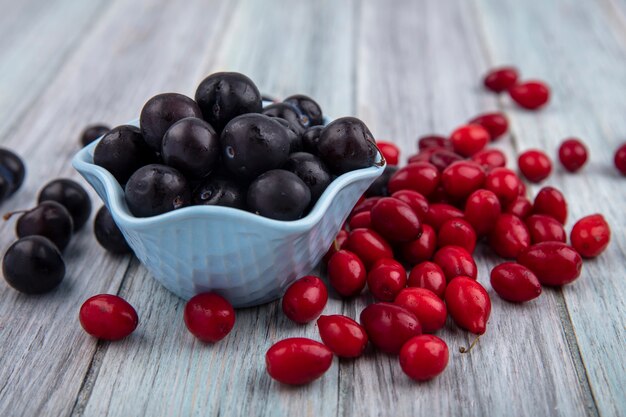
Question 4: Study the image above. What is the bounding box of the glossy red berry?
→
[370,197,422,242]
[437,218,477,253]
[485,167,522,203]
[400,335,449,381]
[265,338,333,385]
[351,197,382,216]
[376,141,400,165]
[399,224,437,265]
[445,276,491,334]
[79,294,138,341]
[433,245,477,281]
[345,228,393,268]
[483,67,519,92]
[450,124,490,157]
[490,262,542,303]
[388,162,440,197]
[391,190,429,220]
[489,214,531,259]
[570,214,611,258]
[525,214,566,244]
[327,250,367,297]
[407,148,443,164]
[517,242,583,286]
[395,288,446,333]
[360,303,422,354]
[184,293,235,343]
[429,149,464,172]
[281,276,328,324]
[317,315,368,358]
[407,262,447,298]
[367,258,407,301]
[509,81,550,110]
[424,203,464,231]
[441,161,486,199]
[558,138,588,172]
[418,135,451,150]
[471,148,507,170]
[349,211,371,230]
[464,189,502,236]
[615,143,626,175]
[533,186,567,224]
[468,112,509,141]
[518,149,552,183]
[505,196,533,219]
[323,229,349,263]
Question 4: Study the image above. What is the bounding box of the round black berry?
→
[247,170,311,220]
[0,148,26,196]
[283,152,331,204]
[94,206,132,254]
[12,201,74,251]
[80,124,110,147]
[274,118,303,153]
[193,177,247,209]
[318,117,377,174]
[301,126,324,155]
[38,178,92,231]
[262,103,305,134]
[284,95,323,127]
[125,164,191,218]
[195,72,262,132]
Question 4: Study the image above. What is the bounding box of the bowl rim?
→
[73,117,386,233]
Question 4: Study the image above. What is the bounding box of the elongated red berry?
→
[266,338,333,385]
[490,262,542,303]
[184,293,235,342]
[327,250,366,297]
[317,315,368,358]
[400,335,449,381]
[79,294,138,341]
[570,214,611,258]
[370,197,421,242]
[395,288,447,333]
[509,81,550,110]
[445,277,491,334]
[483,67,519,93]
[360,303,422,354]
[282,276,328,324]
[468,112,508,141]
[558,138,588,172]
[517,242,582,286]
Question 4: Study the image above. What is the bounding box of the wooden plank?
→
[477,0,626,415]
[351,0,592,416]
[0,1,235,416]
[79,0,356,416]
[0,0,112,142]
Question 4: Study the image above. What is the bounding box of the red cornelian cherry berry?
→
[388,161,440,197]
[424,203,464,231]
[445,276,491,334]
[437,218,477,253]
[505,196,533,219]
[408,261,447,298]
[360,303,422,354]
[441,161,486,199]
[509,80,550,110]
[407,147,446,164]
[468,112,509,141]
[399,224,437,265]
[370,197,422,242]
[429,150,464,172]
[483,66,519,93]
[391,190,429,220]
[450,124,490,157]
[345,228,393,269]
[558,138,588,172]
[418,135,451,150]
[265,338,333,385]
[323,229,348,263]
[367,258,407,302]
[471,148,507,170]
[184,293,235,343]
[327,250,367,297]
[281,276,328,324]
[570,214,611,258]
[525,214,566,244]
[433,245,477,281]
[376,141,400,165]
[489,214,531,259]
[518,242,583,286]
[349,211,371,230]
[615,143,626,175]
[518,149,552,183]
[395,288,447,333]
[490,262,542,303]
[464,189,502,236]
[533,186,568,224]
[351,197,382,216]
[317,315,368,358]
[400,335,449,381]
[79,294,138,341]
[485,167,522,203]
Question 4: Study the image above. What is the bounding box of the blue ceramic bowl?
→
[73,118,384,307]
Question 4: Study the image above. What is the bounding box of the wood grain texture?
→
[0,0,624,416]
[478,0,626,416]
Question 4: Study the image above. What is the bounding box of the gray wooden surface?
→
[0,0,624,416]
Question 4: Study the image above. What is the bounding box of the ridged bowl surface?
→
[73,118,384,307]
